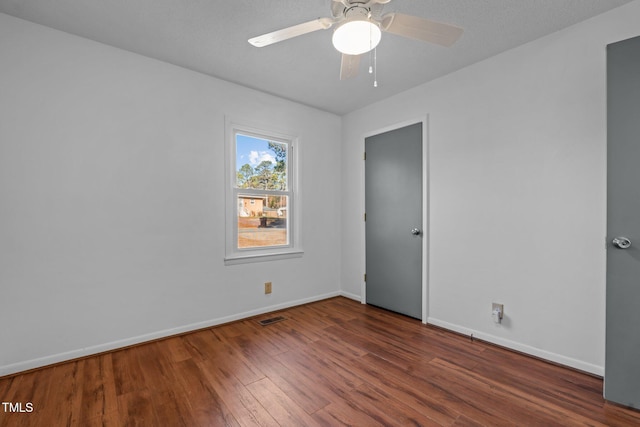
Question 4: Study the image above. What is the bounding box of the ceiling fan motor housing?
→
[332,0,386,19]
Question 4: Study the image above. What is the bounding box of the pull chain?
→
[368,17,378,88]
[369,53,373,75]
[368,44,378,87]
[373,47,378,87]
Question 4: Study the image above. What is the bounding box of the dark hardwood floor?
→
[1,296,639,426]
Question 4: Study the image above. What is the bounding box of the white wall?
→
[341,1,640,375]
[4,0,640,378]
[0,13,342,375]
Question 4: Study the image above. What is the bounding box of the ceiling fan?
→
[248,0,463,80]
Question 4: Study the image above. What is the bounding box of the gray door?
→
[365,122,423,319]
[605,35,640,408]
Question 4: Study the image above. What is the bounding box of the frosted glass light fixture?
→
[332,19,381,55]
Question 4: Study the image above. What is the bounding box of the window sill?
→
[224,250,304,265]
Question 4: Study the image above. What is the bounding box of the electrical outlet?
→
[264,282,272,294]
[492,303,504,322]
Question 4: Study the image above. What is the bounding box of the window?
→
[225,122,301,263]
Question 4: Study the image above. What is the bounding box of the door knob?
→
[411,228,421,236]
[612,237,632,249]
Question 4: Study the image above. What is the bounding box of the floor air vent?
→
[258,316,286,326]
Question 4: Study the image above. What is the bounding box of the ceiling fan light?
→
[332,20,381,55]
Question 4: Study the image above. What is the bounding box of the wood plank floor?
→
[1,297,639,426]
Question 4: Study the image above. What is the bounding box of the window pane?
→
[237,195,288,248]
[236,134,287,190]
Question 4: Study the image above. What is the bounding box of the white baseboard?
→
[0,291,342,377]
[4,295,601,378]
[339,290,362,302]
[427,317,603,377]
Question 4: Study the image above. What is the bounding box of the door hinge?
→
[364,273,367,282]
[363,152,366,160]
[364,213,367,221]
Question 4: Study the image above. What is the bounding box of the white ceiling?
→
[0,0,633,115]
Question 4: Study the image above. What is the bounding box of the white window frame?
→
[224,120,302,264]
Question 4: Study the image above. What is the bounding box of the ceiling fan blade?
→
[249,18,334,47]
[340,54,361,80]
[381,13,463,47]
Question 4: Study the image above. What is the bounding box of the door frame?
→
[361,116,429,323]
